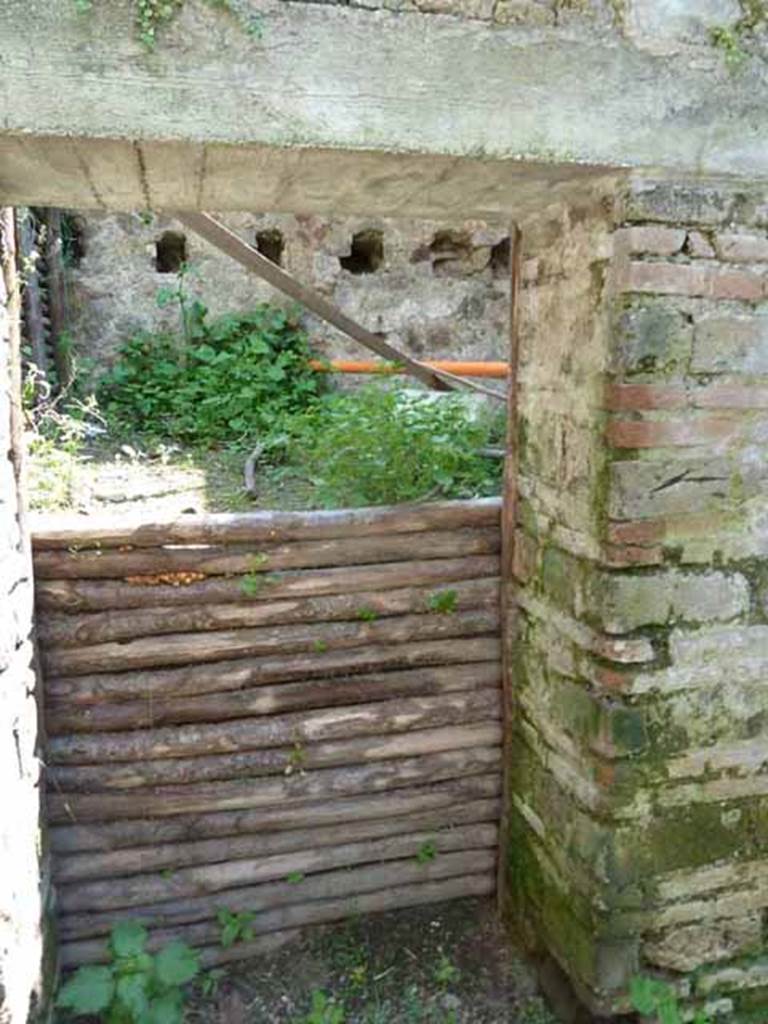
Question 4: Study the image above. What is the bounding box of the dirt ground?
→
[189,898,558,1024]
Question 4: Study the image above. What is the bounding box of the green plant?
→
[630,977,710,1024]
[313,639,328,653]
[286,871,305,885]
[198,968,227,999]
[285,741,307,777]
[433,953,459,987]
[356,607,378,622]
[98,299,324,448]
[216,908,256,948]
[427,590,458,615]
[710,1,767,67]
[293,990,346,1024]
[415,840,437,865]
[278,384,504,508]
[56,921,199,1024]
[73,0,263,49]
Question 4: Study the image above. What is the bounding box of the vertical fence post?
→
[496,223,522,913]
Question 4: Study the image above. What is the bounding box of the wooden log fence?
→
[32,499,502,967]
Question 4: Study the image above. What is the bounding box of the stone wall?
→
[0,212,47,1022]
[65,212,511,370]
[504,176,768,1019]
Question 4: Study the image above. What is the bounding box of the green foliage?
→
[630,976,710,1024]
[278,385,504,508]
[198,968,226,999]
[432,954,459,987]
[286,871,305,885]
[710,1,767,67]
[98,297,324,447]
[415,841,437,865]
[356,607,378,622]
[293,990,346,1024]
[73,0,263,49]
[427,590,457,615]
[216,908,256,948]
[56,921,199,1024]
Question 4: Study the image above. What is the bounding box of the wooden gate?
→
[32,499,503,967]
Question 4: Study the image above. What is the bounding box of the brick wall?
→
[0,210,47,1024]
[504,177,768,1019]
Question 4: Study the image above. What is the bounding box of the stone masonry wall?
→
[504,175,768,1020]
[0,211,47,1022]
[65,211,511,372]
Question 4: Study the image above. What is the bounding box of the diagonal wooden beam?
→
[175,212,453,392]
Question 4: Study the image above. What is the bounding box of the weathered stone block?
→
[644,915,763,972]
[614,225,686,257]
[624,179,741,227]
[596,570,749,633]
[624,260,766,302]
[612,299,693,375]
[692,311,768,374]
[715,232,768,264]
[685,230,716,258]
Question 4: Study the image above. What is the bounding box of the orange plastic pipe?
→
[309,359,509,379]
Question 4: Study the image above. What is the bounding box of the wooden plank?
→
[60,872,495,966]
[47,690,500,765]
[47,746,502,822]
[33,527,500,580]
[31,498,501,550]
[50,773,502,853]
[54,797,500,882]
[60,848,495,937]
[497,222,522,912]
[38,577,499,648]
[176,212,454,393]
[49,722,502,792]
[34,554,500,612]
[45,636,501,705]
[42,607,499,676]
[57,823,498,911]
[45,662,501,734]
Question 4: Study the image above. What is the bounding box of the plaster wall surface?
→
[0,215,46,1024]
[65,211,511,367]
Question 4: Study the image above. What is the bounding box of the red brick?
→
[715,233,768,263]
[602,543,665,567]
[606,382,768,412]
[607,416,737,448]
[685,231,716,259]
[607,521,666,545]
[624,260,766,301]
[615,226,686,257]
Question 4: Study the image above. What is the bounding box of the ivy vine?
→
[74,0,263,50]
[710,0,767,68]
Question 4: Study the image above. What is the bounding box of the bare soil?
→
[189,899,557,1024]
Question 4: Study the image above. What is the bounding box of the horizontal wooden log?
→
[43,608,499,676]
[50,773,501,853]
[47,747,502,822]
[59,848,495,939]
[58,824,498,911]
[60,871,495,966]
[54,797,500,883]
[32,498,501,550]
[38,577,499,649]
[33,528,500,580]
[46,637,500,705]
[49,690,499,765]
[49,723,502,792]
[45,662,501,735]
[198,929,299,967]
[35,555,500,613]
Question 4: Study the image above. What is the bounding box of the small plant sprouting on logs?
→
[427,589,458,615]
[56,920,199,1024]
[285,740,307,777]
[415,840,438,865]
[286,871,305,885]
[216,907,256,948]
[356,606,378,622]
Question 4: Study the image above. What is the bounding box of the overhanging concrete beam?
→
[0,0,766,216]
